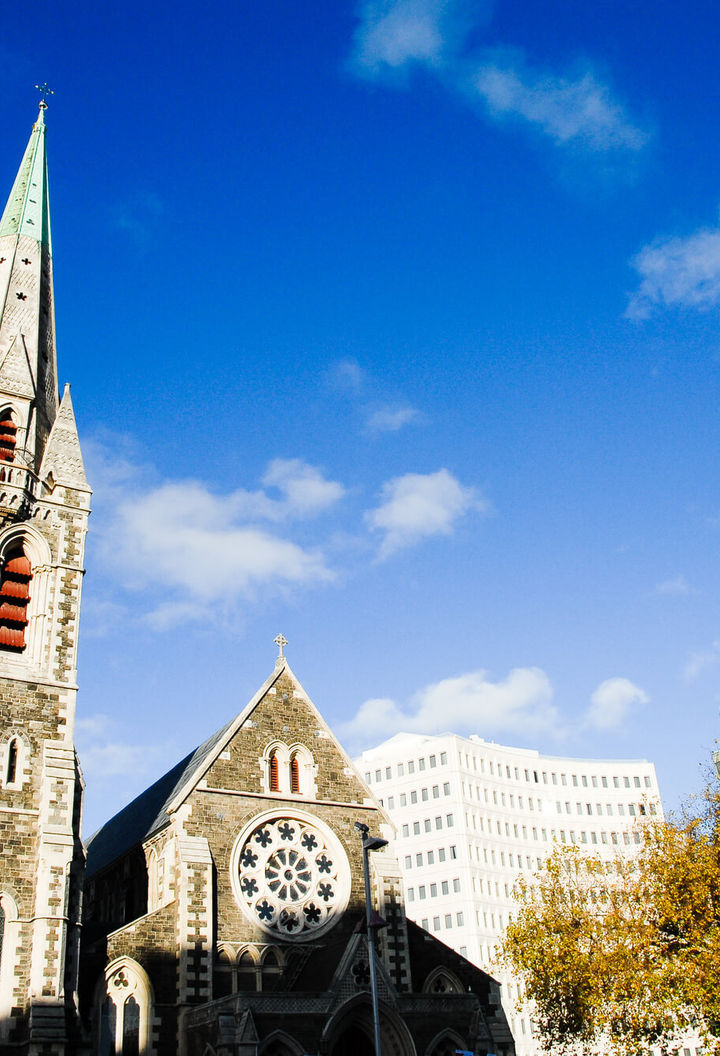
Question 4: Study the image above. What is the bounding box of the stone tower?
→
[0,101,90,1054]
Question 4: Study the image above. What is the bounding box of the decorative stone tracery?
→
[231,811,350,941]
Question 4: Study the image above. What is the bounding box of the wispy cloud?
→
[111,190,165,249]
[684,639,720,682]
[654,575,693,596]
[75,713,171,780]
[350,0,647,156]
[469,57,648,152]
[351,0,475,76]
[365,404,421,434]
[339,666,558,750]
[366,468,487,558]
[585,677,649,731]
[326,358,366,394]
[627,220,720,319]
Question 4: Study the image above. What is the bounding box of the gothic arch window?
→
[2,732,27,790]
[269,751,280,792]
[0,546,31,652]
[237,948,260,992]
[425,1030,468,1056]
[262,742,316,798]
[97,959,153,1056]
[287,744,315,797]
[0,526,52,670]
[260,946,283,991]
[422,967,464,994]
[214,946,236,999]
[5,739,17,785]
[0,410,17,465]
[259,1032,305,1056]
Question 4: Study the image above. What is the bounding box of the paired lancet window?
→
[0,546,31,652]
[265,744,314,797]
[98,960,152,1056]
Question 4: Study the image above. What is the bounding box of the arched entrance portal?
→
[329,1024,375,1056]
[324,995,416,1056]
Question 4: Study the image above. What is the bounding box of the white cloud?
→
[339,666,558,749]
[75,713,170,779]
[87,443,343,628]
[327,358,366,393]
[262,458,346,517]
[654,575,692,596]
[366,468,486,558]
[111,481,333,601]
[627,221,720,319]
[350,2,647,155]
[365,405,421,434]
[351,0,469,75]
[586,677,649,731]
[684,639,720,682]
[470,59,648,152]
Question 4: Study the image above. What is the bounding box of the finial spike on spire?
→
[35,83,54,112]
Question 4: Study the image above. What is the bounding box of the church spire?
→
[0,99,59,471]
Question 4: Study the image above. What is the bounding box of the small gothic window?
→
[0,415,16,464]
[290,754,300,794]
[237,950,259,992]
[0,548,31,652]
[99,996,116,1056]
[6,740,17,785]
[269,752,280,792]
[99,963,150,1055]
[0,903,4,968]
[122,996,140,1056]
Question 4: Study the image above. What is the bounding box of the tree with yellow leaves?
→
[501,778,720,1055]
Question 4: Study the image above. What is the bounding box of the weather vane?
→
[35,83,54,108]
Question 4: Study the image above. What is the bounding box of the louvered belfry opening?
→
[0,413,17,463]
[0,547,32,651]
[290,754,300,794]
[269,752,280,792]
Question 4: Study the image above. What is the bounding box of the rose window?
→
[233,815,350,940]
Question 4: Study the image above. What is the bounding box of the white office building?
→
[357,731,663,1056]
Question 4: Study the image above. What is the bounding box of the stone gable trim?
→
[106,900,179,941]
[199,784,380,811]
[162,660,388,826]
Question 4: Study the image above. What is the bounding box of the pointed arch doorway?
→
[329,1024,374,1056]
[325,995,416,1056]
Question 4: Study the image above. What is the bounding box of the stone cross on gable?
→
[274,634,288,660]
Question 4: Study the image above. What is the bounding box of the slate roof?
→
[84,717,234,877]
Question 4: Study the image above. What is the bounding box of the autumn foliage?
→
[501,779,720,1055]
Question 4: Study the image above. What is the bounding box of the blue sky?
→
[3,0,720,834]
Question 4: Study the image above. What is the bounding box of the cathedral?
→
[0,105,516,1056]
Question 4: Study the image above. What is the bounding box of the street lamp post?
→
[354,821,388,1056]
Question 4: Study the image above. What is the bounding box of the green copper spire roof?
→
[0,104,51,248]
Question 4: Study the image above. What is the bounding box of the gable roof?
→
[85,716,234,877]
[85,658,381,877]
